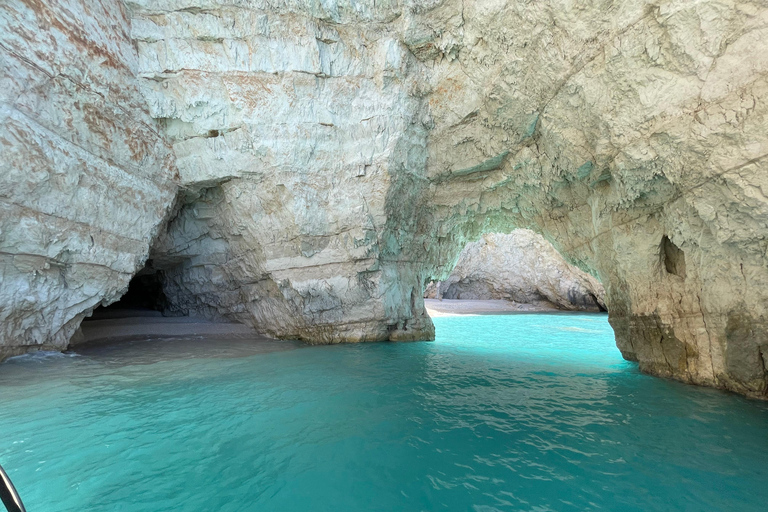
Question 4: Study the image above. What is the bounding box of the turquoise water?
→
[1,313,768,511]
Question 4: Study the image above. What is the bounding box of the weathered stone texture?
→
[129,0,433,342]
[419,0,768,398]
[0,0,178,359]
[425,230,607,311]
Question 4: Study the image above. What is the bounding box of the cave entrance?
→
[422,229,616,359]
[85,260,175,321]
[424,229,607,314]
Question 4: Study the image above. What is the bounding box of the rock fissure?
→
[4,108,172,192]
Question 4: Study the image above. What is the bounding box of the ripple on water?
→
[1,314,767,512]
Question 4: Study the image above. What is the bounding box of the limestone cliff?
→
[0,0,178,359]
[425,231,606,311]
[2,0,768,398]
[126,0,432,342]
[418,0,768,398]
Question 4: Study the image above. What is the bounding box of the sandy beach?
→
[78,301,570,345]
[78,310,258,345]
[424,299,562,317]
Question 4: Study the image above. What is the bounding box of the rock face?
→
[417,0,768,399]
[425,231,606,311]
[2,0,768,398]
[0,0,178,360]
[128,0,433,342]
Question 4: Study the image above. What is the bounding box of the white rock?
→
[425,231,606,312]
[0,0,177,359]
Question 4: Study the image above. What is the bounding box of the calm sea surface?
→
[1,313,767,511]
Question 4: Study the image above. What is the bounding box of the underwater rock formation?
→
[2,0,768,398]
[425,231,606,311]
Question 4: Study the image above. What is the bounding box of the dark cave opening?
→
[662,235,686,279]
[85,261,174,320]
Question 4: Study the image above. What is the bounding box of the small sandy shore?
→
[78,310,257,344]
[424,299,562,317]
[77,302,574,345]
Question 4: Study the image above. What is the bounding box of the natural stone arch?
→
[424,230,607,312]
[395,0,768,398]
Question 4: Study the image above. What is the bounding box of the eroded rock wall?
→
[415,0,768,397]
[0,0,178,359]
[425,230,607,311]
[124,0,768,396]
[129,0,433,342]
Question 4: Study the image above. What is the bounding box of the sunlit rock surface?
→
[1,0,767,398]
[0,0,178,359]
[425,231,606,311]
[128,0,433,342]
[417,0,768,398]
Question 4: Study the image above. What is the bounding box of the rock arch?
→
[424,230,607,312]
[405,0,768,397]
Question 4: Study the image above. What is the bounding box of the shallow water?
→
[1,314,767,512]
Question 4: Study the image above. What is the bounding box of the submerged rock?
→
[425,231,606,312]
[2,0,768,398]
